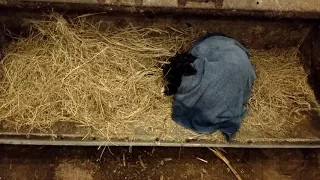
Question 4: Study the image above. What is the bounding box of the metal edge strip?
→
[1,138,320,148]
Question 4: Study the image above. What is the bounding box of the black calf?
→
[162,53,197,96]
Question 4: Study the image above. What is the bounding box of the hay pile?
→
[0,14,317,142]
[0,14,187,140]
[242,49,316,139]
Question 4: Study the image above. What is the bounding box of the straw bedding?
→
[0,14,317,142]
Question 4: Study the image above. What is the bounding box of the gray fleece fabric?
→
[172,34,256,141]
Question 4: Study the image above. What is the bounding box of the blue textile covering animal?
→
[162,33,256,141]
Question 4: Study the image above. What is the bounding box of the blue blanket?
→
[172,34,256,141]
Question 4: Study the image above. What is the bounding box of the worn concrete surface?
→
[0,0,319,19]
[4,0,320,12]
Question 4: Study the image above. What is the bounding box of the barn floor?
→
[0,145,319,180]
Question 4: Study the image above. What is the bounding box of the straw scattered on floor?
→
[208,147,242,180]
[0,14,317,142]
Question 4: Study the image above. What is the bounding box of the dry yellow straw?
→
[0,13,187,140]
[241,49,316,139]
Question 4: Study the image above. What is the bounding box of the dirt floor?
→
[0,146,319,180]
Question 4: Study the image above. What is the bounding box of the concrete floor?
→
[0,146,319,180]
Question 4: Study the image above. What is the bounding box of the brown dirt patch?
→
[55,160,99,180]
